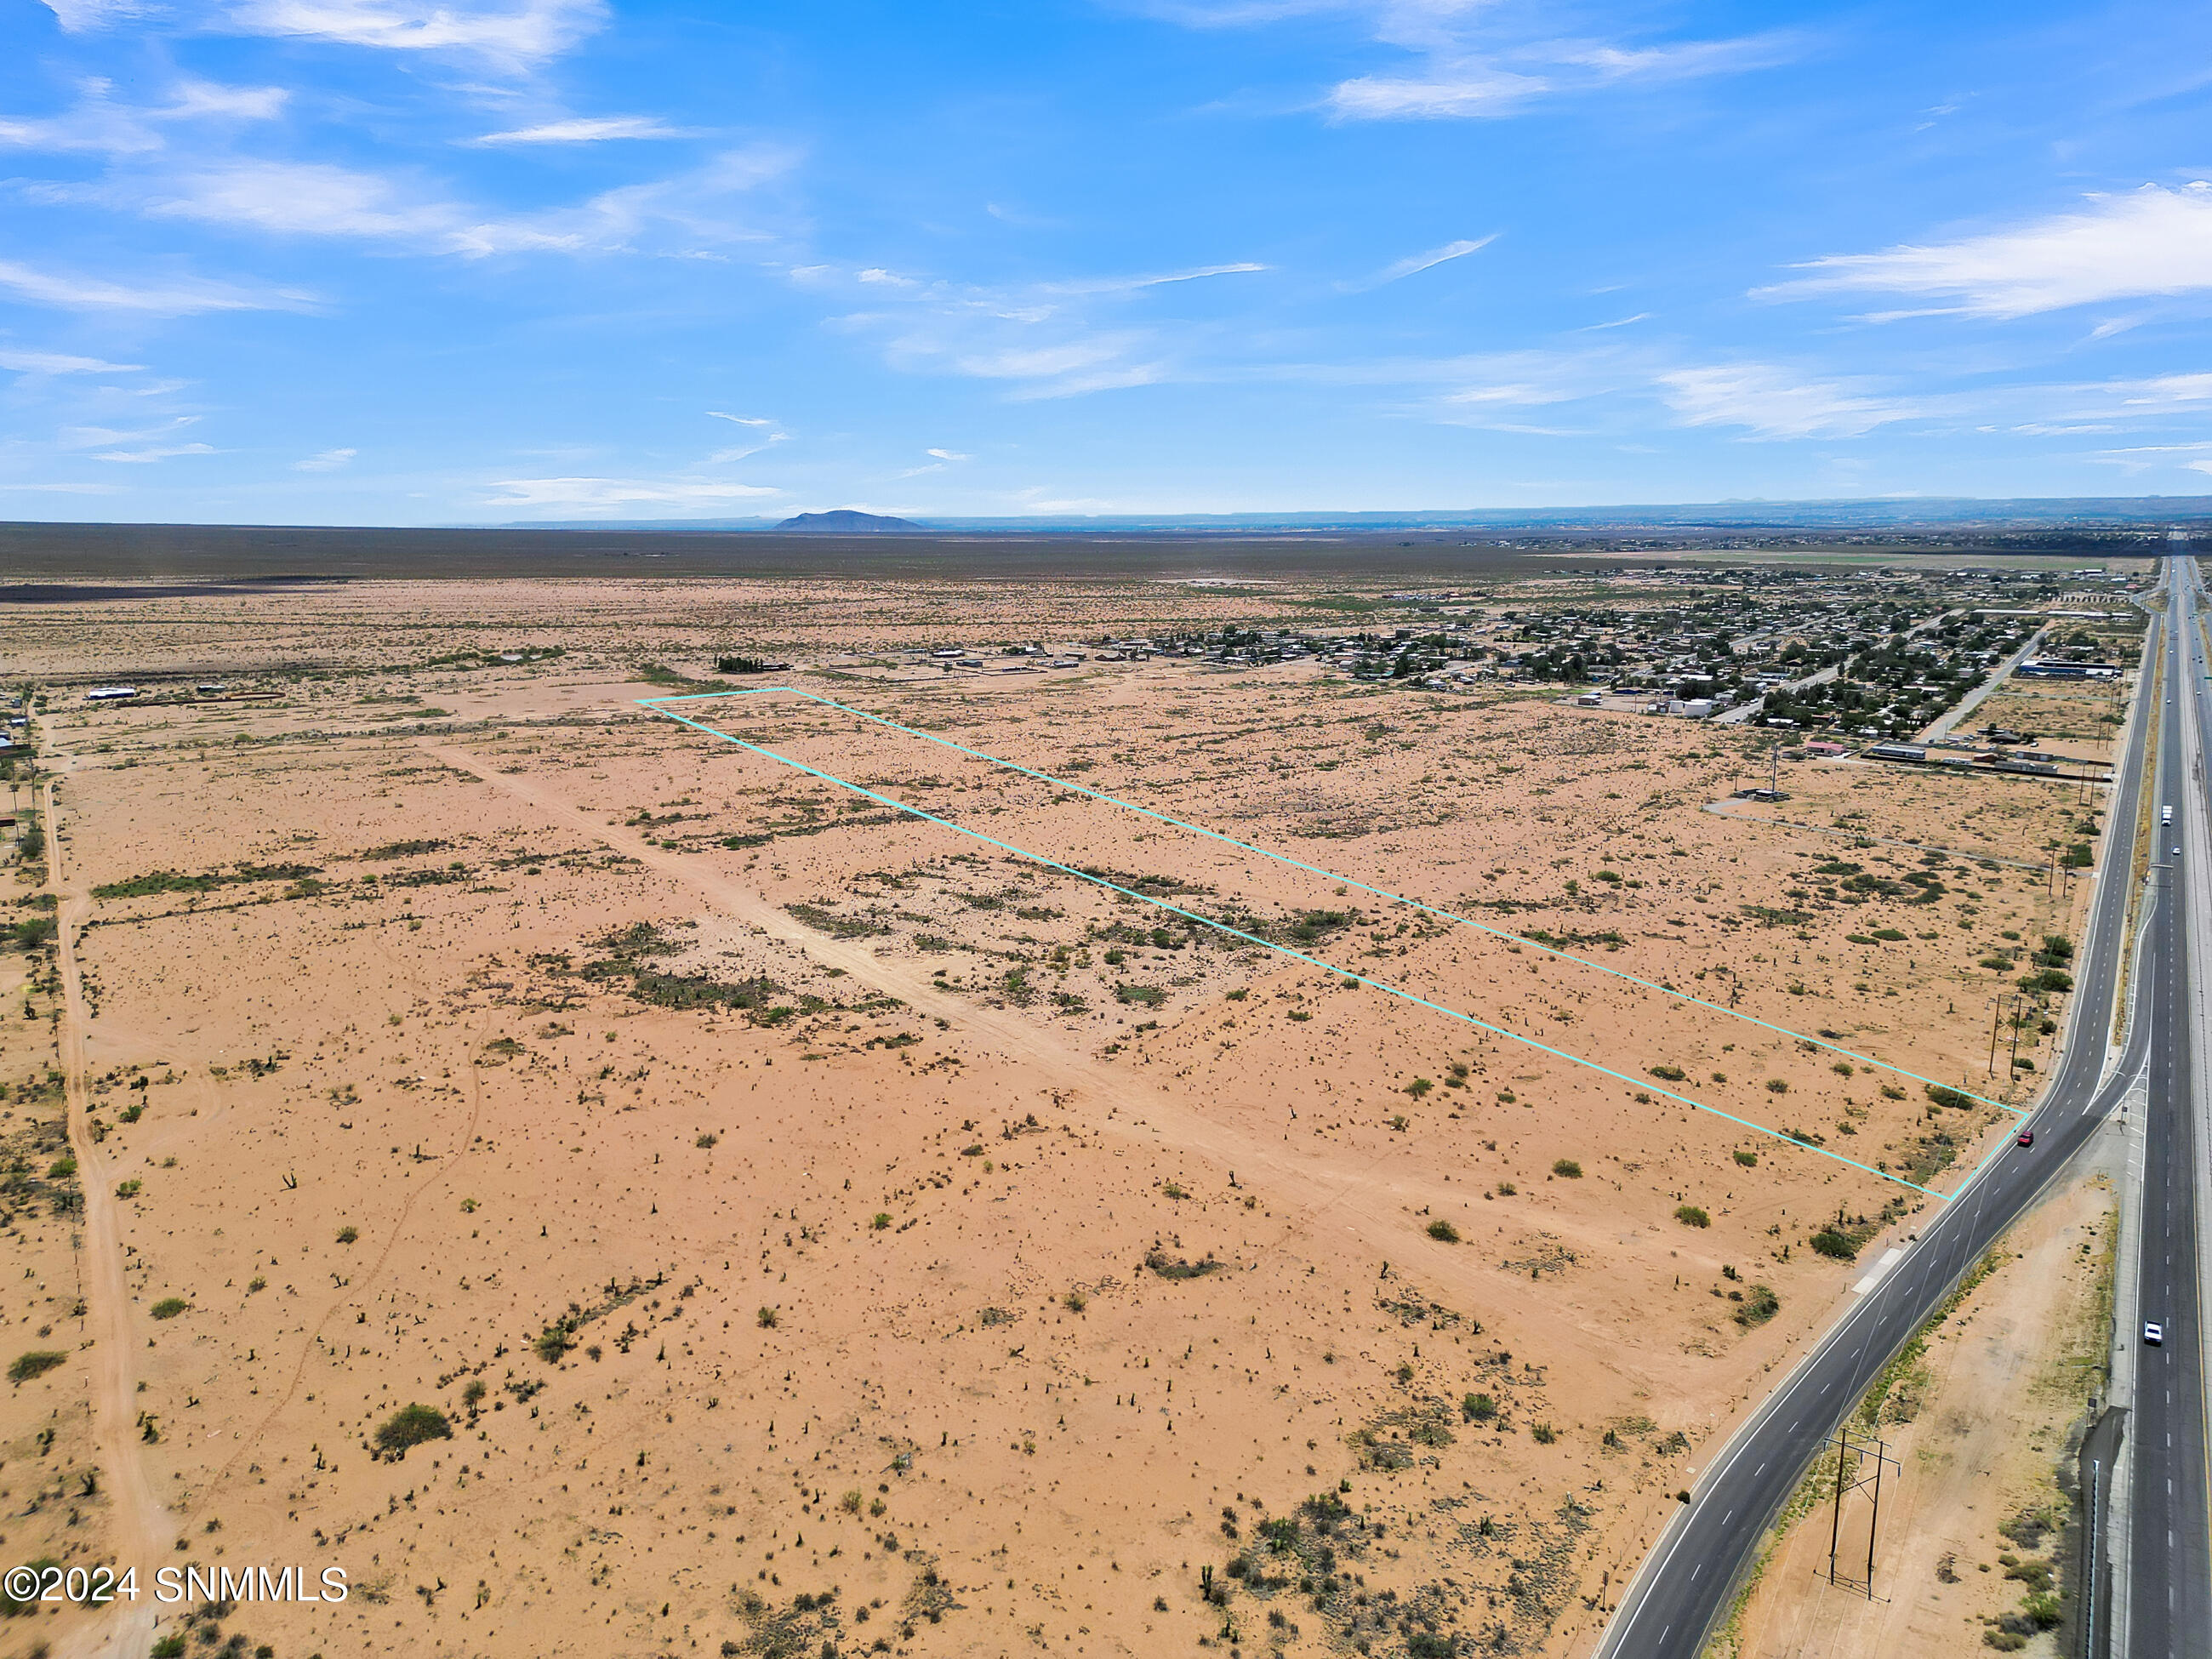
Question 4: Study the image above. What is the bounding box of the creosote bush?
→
[1426,1218,1460,1244]
[1674,1206,1710,1229]
[1551,1159,1582,1178]
[9,1351,66,1385]
[373,1402,453,1458]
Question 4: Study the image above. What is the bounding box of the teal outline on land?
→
[639,687,2029,1200]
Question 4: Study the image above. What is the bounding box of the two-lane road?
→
[1594,580,2171,1659]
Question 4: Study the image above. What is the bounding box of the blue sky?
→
[3,0,2212,523]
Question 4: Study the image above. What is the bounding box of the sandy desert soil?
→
[0,573,2122,1659]
[1723,1173,2112,1658]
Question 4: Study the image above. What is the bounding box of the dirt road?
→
[48,775,165,1659]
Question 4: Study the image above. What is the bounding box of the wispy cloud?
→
[1760,182,2212,320]
[0,347,144,373]
[223,0,607,69]
[294,446,356,470]
[1293,5,1804,124]
[62,146,795,259]
[94,440,216,462]
[465,116,691,145]
[708,411,775,426]
[926,447,970,460]
[1656,363,1922,439]
[0,258,309,314]
[0,77,287,157]
[482,476,780,510]
[1346,235,1494,290]
[817,257,1266,398]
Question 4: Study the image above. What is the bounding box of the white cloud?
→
[0,480,129,493]
[0,77,288,157]
[2110,372,2212,408]
[1656,363,1920,439]
[450,145,796,256]
[926,448,970,460]
[482,476,781,509]
[75,146,791,259]
[1328,65,1548,121]
[223,0,607,67]
[465,116,689,145]
[94,441,217,462]
[824,256,1265,398]
[1349,235,1495,289]
[141,161,464,240]
[708,411,773,425]
[0,258,308,314]
[0,348,144,373]
[294,447,357,470]
[1761,183,2212,319]
[1317,15,1800,123]
[37,0,157,29]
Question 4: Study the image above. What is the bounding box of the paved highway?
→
[2132,554,2212,1656]
[1593,582,2169,1659]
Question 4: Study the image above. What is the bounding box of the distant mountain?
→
[774,510,922,533]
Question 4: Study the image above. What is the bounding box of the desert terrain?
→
[0,563,2133,1658]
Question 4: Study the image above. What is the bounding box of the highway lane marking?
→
[643,687,1989,1196]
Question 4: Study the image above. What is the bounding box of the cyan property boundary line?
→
[640,687,2030,1200]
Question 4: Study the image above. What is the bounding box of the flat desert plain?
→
[1,575,2120,1659]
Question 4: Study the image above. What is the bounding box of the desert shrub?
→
[1552,1159,1582,1178]
[1143,1251,1221,1280]
[871,1212,891,1230]
[1765,1079,1789,1095]
[462,1379,487,1409]
[696,1133,717,1149]
[1871,927,1907,942]
[1649,1063,1687,1081]
[1405,1077,1434,1097]
[373,1403,452,1457]
[1426,1218,1460,1243]
[1462,1392,1497,1422]
[47,1158,75,1181]
[533,1326,572,1362]
[1733,1285,1781,1327]
[1496,1180,1517,1196]
[757,1306,778,1328]
[1733,1149,1758,1167]
[9,1351,66,1384]
[1531,1422,1558,1445]
[1810,1229,1857,1260]
[1674,1206,1710,1229]
[3,1557,57,1616]
[1063,1291,1087,1313]
[1925,1084,1971,1109]
[336,1226,358,1243]
[150,1297,188,1320]
[1832,1061,1855,1077]
[115,1178,141,1198]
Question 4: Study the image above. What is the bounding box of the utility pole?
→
[1987,997,2003,1076]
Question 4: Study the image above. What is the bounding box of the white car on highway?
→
[2145,1321,2164,1347]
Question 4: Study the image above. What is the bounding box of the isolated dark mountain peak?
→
[774,509,921,533]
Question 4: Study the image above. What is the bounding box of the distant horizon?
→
[10,490,2212,537]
